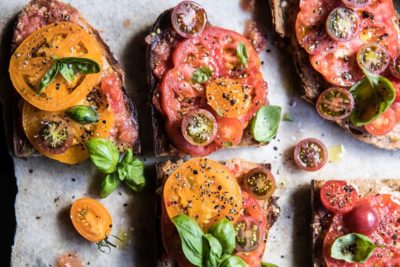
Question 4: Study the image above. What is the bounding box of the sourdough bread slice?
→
[268,0,400,150]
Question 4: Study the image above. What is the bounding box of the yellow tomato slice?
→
[206,78,251,118]
[22,89,114,164]
[10,22,103,111]
[70,198,112,243]
[163,158,242,230]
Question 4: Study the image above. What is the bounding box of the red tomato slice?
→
[391,103,400,122]
[390,78,400,102]
[320,180,359,214]
[214,117,243,146]
[364,108,396,136]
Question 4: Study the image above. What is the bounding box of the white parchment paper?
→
[1,0,400,266]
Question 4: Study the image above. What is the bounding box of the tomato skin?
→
[214,117,243,146]
[293,138,328,172]
[320,180,359,214]
[364,108,396,136]
[70,198,112,243]
[392,103,400,122]
[343,201,378,236]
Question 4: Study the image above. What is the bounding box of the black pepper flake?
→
[29,169,33,174]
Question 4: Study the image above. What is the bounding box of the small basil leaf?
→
[261,263,279,267]
[59,63,76,83]
[331,233,376,263]
[117,149,146,191]
[207,218,235,254]
[192,67,213,84]
[57,57,100,74]
[100,172,121,198]
[251,105,282,143]
[86,138,119,174]
[222,142,232,147]
[172,214,204,267]
[66,105,99,124]
[203,234,222,267]
[349,72,395,127]
[217,255,247,267]
[237,42,249,66]
[282,112,293,122]
[39,61,61,93]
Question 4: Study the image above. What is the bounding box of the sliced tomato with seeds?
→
[364,108,396,136]
[390,55,400,80]
[181,109,217,146]
[293,138,328,171]
[214,117,243,146]
[171,1,207,38]
[391,103,400,122]
[356,43,389,74]
[316,87,354,121]
[320,180,359,214]
[234,216,262,252]
[325,7,360,42]
[243,167,276,200]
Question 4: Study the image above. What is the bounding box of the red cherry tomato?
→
[344,200,378,236]
[326,7,360,42]
[364,108,396,136]
[316,87,354,121]
[214,117,243,146]
[320,180,359,214]
[293,138,328,171]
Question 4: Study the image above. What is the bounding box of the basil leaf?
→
[203,234,222,267]
[57,57,100,74]
[86,138,119,174]
[217,255,247,267]
[192,67,213,84]
[236,42,249,66]
[59,63,76,83]
[331,233,376,263]
[349,72,395,127]
[261,263,279,267]
[207,218,235,254]
[222,142,232,147]
[172,214,204,267]
[100,172,121,198]
[66,105,99,124]
[251,105,282,143]
[282,112,293,122]
[39,61,60,93]
[118,149,146,192]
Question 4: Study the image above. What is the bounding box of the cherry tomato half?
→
[243,167,276,200]
[234,216,261,252]
[364,108,396,136]
[390,55,400,80]
[70,198,112,243]
[34,119,73,154]
[357,43,389,74]
[344,200,378,236]
[293,138,328,171]
[214,117,243,146]
[181,109,217,146]
[171,1,207,38]
[316,87,354,121]
[326,7,360,42]
[320,180,359,214]
[341,0,371,8]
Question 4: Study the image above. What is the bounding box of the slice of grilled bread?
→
[9,0,140,157]
[311,179,400,266]
[155,159,280,266]
[268,0,400,150]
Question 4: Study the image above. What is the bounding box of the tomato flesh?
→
[364,108,396,136]
[244,167,276,200]
[294,138,328,171]
[181,109,217,146]
[320,180,359,214]
[171,1,207,38]
[356,43,389,74]
[214,117,243,146]
[316,87,354,120]
[234,216,261,252]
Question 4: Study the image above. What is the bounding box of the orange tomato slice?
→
[206,78,251,118]
[9,22,103,111]
[22,89,114,164]
[70,198,112,243]
[163,158,242,230]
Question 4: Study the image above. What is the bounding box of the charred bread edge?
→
[268,0,400,150]
[311,179,400,267]
[155,159,280,266]
[11,0,140,158]
[147,8,268,157]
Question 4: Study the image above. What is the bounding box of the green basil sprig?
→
[86,138,146,198]
[251,105,282,143]
[330,233,376,263]
[172,214,246,267]
[237,42,249,66]
[192,67,213,84]
[39,57,100,93]
[349,71,396,127]
[66,105,99,124]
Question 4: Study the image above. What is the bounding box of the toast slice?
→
[9,0,140,157]
[311,179,400,266]
[268,0,400,150]
[155,159,280,266]
[146,9,268,157]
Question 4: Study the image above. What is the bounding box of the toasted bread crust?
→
[155,160,280,266]
[10,0,140,158]
[147,9,267,157]
[311,179,400,267]
[269,0,400,150]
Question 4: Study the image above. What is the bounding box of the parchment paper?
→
[1,0,400,266]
